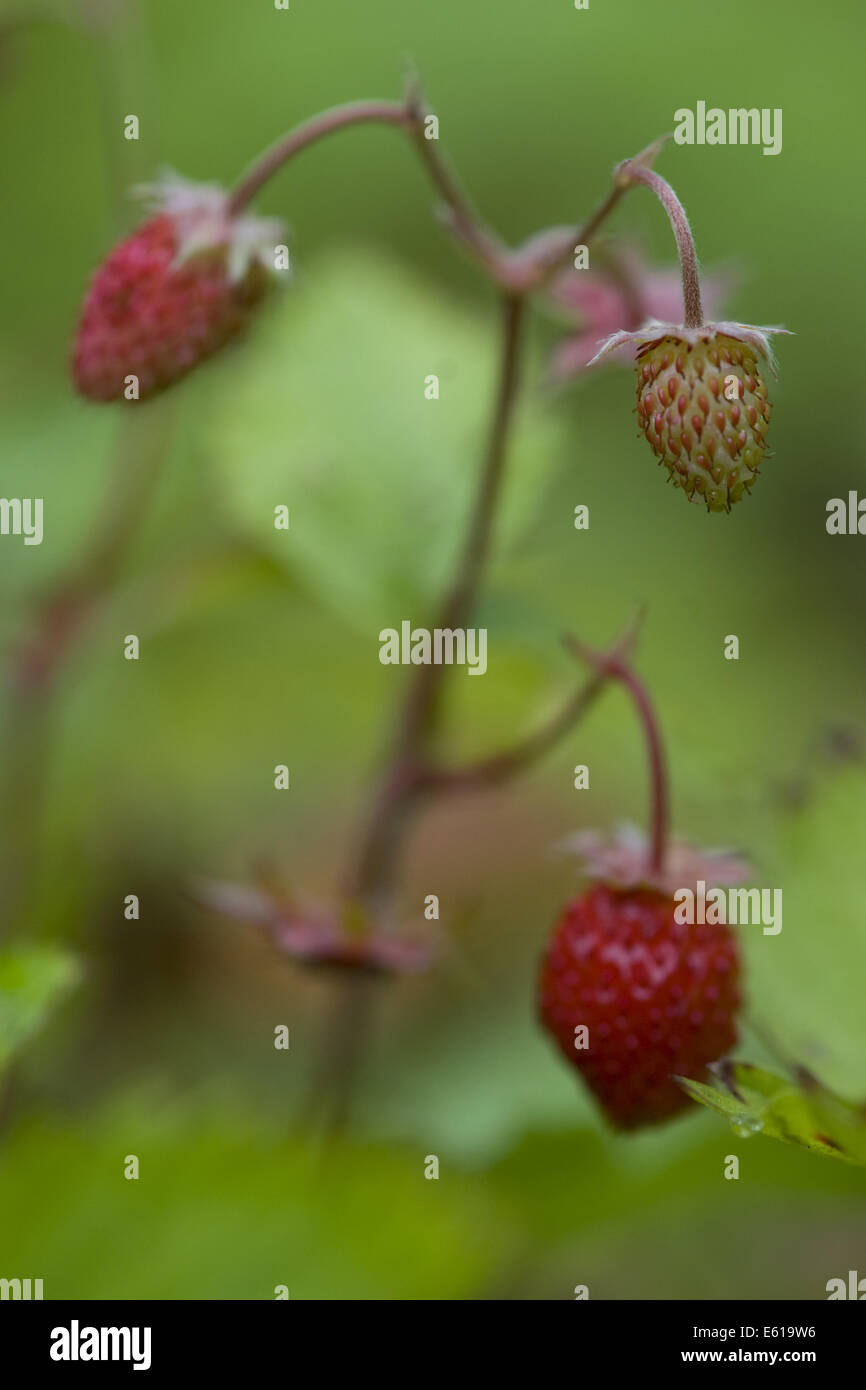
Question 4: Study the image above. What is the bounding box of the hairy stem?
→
[566,639,669,877]
[616,163,703,329]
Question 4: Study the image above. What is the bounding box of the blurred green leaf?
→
[746,765,866,1099]
[677,1062,866,1166]
[0,1100,518,1299]
[0,945,80,1072]
[208,250,565,630]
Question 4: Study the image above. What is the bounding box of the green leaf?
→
[0,1099,516,1299]
[0,946,80,1072]
[207,250,566,631]
[746,764,866,1100]
[676,1062,866,1166]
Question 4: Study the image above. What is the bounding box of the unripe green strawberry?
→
[636,333,770,512]
[590,319,790,513]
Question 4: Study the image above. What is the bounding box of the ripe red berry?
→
[72,176,281,402]
[538,881,741,1130]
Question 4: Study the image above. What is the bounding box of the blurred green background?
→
[0,0,865,1299]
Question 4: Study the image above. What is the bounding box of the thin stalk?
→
[616,164,703,329]
[566,639,669,877]
[228,101,410,215]
[407,291,527,741]
[613,660,669,877]
[344,292,528,909]
[424,617,640,793]
[228,95,512,285]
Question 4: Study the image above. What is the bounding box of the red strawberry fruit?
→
[543,640,748,1129]
[538,879,741,1130]
[72,174,283,402]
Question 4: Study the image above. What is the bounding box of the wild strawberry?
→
[72,174,284,402]
[544,638,749,1129]
[589,320,789,512]
[580,149,792,511]
[538,878,741,1130]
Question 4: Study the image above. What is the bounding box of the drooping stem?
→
[615,660,669,876]
[228,101,410,215]
[566,640,669,877]
[227,96,682,296]
[616,163,703,329]
[228,96,512,284]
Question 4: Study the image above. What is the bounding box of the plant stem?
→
[422,672,604,793]
[228,95,514,285]
[509,184,627,290]
[228,101,410,215]
[614,659,669,876]
[226,102,672,1124]
[307,975,380,1137]
[228,97,680,304]
[199,104,672,1004]
[410,292,526,741]
[616,163,703,329]
[508,133,674,290]
[424,618,640,793]
[403,91,511,278]
[343,291,527,911]
[338,147,664,909]
[565,639,669,877]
